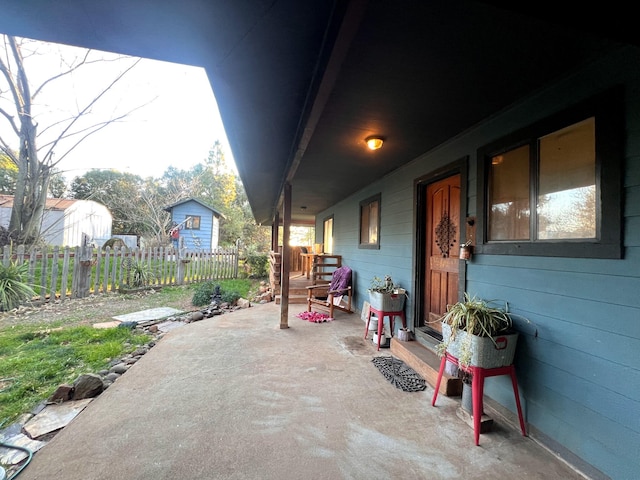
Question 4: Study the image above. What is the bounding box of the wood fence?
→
[0,244,239,304]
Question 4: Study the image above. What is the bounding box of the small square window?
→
[184,216,201,230]
[359,194,380,249]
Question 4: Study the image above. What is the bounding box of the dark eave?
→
[0,0,637,226]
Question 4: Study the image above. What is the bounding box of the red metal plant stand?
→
[432,352,527,445]
[363,306,406,351]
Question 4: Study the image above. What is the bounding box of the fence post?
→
[234,240,240,278]
[2,245,10,267]
[74,234,93,298]
[176,248,188,285]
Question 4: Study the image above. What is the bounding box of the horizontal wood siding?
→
[317,47,640,479]
[172,201,214,250]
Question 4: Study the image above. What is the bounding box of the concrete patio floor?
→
[18,302,587,480]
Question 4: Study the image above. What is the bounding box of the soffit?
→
[0,1,635,226]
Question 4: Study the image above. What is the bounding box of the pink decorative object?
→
[297,311,333,323]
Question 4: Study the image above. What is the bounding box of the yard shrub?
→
[191,279,254,306]
[0,261,36,311]
[221,290,241,305]
[122,259,154,288]
[192,281,217,306]
[245,253,269,278]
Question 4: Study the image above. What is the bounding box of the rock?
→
[237,298,251,308]
[132,347,148,356]
[72,374,104,400]
[48,384,74,403]
[148,325,159,333]
[260,292,272,302]
[117,321,137,330]
[105,372,121,382]
[190,311,204,322]
[110,363,129,374]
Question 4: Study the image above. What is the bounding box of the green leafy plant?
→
[245,253,269,278]
[436,293,513,367]
[220,290,241,304]
[369,275,398,293]
[191,280,252,306]
[0,261,36,311]
[192,281,217,306]
[122,258,154,288]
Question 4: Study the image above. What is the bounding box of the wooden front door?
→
[424,174,461,334]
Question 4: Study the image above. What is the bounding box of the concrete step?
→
[275,294,308,305]
[290,288,310,296]
[390,337,462,397]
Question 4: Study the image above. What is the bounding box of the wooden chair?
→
[306,265,353,317]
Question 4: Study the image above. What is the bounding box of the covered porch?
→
[16,302,587,480]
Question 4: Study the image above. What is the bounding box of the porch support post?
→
[271,211,279,252]
[279,183,291,329]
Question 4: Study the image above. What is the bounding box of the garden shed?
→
[163,197,223,250]
[0,195,112,247]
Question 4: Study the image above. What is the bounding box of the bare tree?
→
[0,35,147,244]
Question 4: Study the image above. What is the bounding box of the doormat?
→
[371,356,426,392]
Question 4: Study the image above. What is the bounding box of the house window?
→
[477,88,623,258]
[184,216,201,230]
[323,216,333,254]
[359,194,380,249]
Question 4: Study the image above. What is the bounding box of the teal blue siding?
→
[316,46,640,479]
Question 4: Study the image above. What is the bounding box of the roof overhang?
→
[0,1,637,226]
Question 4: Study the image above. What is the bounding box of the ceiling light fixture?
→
[365,136,384,150]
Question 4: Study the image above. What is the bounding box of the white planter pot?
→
[373,332,390,345]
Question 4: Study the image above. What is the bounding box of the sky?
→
[0,38,233,182]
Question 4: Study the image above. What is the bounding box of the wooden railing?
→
[0,244,239,304]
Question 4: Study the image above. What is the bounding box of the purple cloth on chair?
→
[329,266,352,293]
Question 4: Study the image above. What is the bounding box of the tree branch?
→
[31,49,91,99]
[41,57,143,163]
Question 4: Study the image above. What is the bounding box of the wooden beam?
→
[279,183,292,328]
[272,211,280,252]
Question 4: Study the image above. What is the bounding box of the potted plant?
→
[436,293,518,368]
[368,275,407,311]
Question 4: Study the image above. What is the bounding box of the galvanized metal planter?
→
[442,323,518,368]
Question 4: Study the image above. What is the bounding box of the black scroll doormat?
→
[371,356,427,392]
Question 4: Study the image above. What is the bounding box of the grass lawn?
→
[0,278,263,428]
[0,324,150,425]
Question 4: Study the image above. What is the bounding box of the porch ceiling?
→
[0,1,636,226]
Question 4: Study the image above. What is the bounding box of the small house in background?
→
[164,197,224,250]
[0,195,112,247]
